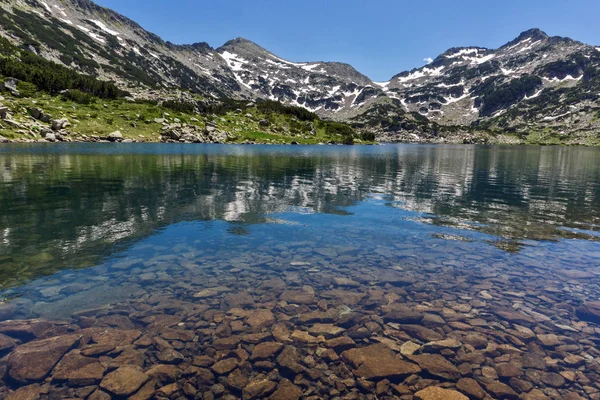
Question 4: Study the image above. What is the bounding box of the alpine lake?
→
[0,143,599,400]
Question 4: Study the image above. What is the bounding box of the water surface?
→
[0,143,599,398]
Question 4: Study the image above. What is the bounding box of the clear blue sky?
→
[94,0,600,81]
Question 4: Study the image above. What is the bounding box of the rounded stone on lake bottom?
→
[243,379,277,399]
[414,386,469,400]
[541,372,565,388]
[212,358,239,375]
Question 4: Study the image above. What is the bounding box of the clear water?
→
[1,143,600,397]
[1,143,599,316]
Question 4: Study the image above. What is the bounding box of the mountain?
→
[1,0,600,144]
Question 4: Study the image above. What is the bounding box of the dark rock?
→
[268,378,302,400]
[576,301,600,324]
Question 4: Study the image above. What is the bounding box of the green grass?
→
[0,92,376,144]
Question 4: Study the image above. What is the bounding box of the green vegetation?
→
[0,36,126,99]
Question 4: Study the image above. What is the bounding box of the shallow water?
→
[1,143,600,398]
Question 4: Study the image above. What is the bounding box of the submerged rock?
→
[576,301,600,324]
[341,343,421,379]
[8,334,81,383]
[99,366,148,396]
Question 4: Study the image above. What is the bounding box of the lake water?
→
[0,143,599,398]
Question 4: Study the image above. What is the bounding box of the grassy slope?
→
[0,91,375,144]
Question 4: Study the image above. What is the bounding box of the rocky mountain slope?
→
[1,0,600,144]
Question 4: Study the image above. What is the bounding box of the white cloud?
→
[423,57,434,64]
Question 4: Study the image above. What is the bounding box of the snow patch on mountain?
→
[90,20,119,36]
[220,51,248,72]
[39,1,52,13]
[446,48,481,58]
[301,64,321,72]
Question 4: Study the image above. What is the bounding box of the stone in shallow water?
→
[99,366,149,397]
[421,338,462,352]
[492,308,535,325]
[0,333,17,353]
[321,289,366,305]
[341,343,421,380]
[280,290,315,305]
[326,336,355,351]
[414,386,468,400]
[495,362,522,379]
[267,378,302,400]
[0,319,53,341]
[250,342,284,360]
[227,368,249,390]
[212,358,239,375]
[8,334,81,383]
[243,379,277,399]
[537,333,560,347]
[276,346,304,375]
[408,354,461,380]
[400,341,421,356]
[541,372,565,388]
[146,364,181,383]
[576,301,600,324]
[6,384,42,400]
[401,324,443,342]
[456,378,486,400]
[51,350,106,386]
[246,309,275,329]
[332,277,360,287]
[523,389,551,400]
[383,309,425,324]
[479,379,519,399]
[308,323,345,338]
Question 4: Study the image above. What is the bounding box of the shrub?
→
[162,100,196,113]
[16,81,37,97]
[360,131,376,141]
[62,89,96,104]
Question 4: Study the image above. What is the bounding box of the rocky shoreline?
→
[1,243,599,400]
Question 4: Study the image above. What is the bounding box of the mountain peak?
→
[515,28,549,42]
[221,37,259,48]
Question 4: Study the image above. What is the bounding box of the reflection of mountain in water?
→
[0,144,599,287]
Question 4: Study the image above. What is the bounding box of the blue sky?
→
[94,0,600,81]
